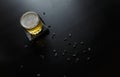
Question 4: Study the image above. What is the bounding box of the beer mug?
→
[20,11,43,35]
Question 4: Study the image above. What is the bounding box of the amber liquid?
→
[27,21,43,35]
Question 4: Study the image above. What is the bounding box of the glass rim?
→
[20,11,40,29]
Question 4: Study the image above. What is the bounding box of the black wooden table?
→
[0,0,118,77]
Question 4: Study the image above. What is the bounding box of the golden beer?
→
[20,11,43,35]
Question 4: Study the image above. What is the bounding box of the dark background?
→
[0,0,118,77]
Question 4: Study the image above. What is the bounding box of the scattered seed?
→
[67,58,70,61]
[74,42,77,45]
[68,42,71,45]
[53,33,56,36]
[83,50,87,53]
[40,55,44,59]
[64,75,66,77]
[53,49,57,52]
[88,47,91,51]
[51,36,54,39]
[62,52,65,56]
[87,57,90,60]
[68,33,72,37]
[20,65,23,68]
[48,25,51,28]
[24,45,28,48]
[64,37,68,41]
[75,58,80,62]
[43,12,46,15]
[73,44,77,48]
[51,33,56,39]
[80,41,84,45]
[54,52,58,56]
[63,49,67,53]
[36,73,40,77]
[72,54,76,57]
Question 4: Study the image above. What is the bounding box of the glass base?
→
[25,25,49,46]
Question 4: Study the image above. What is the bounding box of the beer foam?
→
[20,11,39,29]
